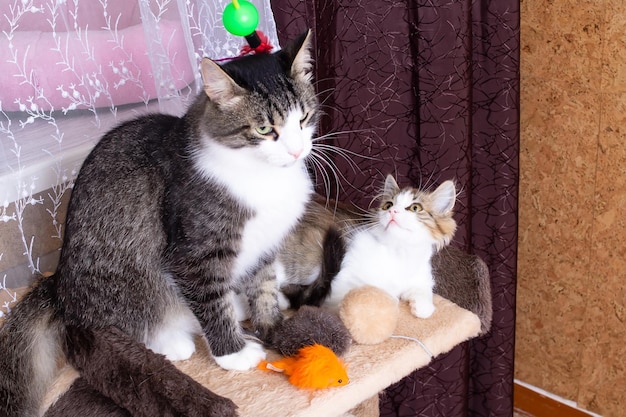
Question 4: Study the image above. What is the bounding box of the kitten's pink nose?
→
[290,149,303,159]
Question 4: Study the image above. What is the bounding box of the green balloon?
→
[222,1,259,37]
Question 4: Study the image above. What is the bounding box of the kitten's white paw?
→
[402,288,435,319]
[411,301,435,319]
[214,340,266,371]
[148,332,197,361]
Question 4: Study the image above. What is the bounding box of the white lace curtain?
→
[0,0,279,314]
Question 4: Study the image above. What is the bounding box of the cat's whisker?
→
[369,191,387,208]
[312,128,371,142]
[312,133,383,187]
[314,86,335,96]
[307,152,339,202]
[307,143,346,197]
[312,146,359,180]
[311,128,383,177]
[347,221,379,235]
[413,168,440,192]
[308,150,347,202]
[309,141,380,198]
[346,206,375,220]
[312,84,342,117]
[309,145,338,171]
[313,76,337,87]
[314,143,380,166]
[314,89,337,107]
[309,149,367,199]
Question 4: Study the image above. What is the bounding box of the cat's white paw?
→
[148,332,197,361]
[213,340,266,371]
[146,307,200,361]
[277,291,291,310]
[410,301,435,319]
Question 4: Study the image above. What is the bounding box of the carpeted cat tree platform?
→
[1,247,489,417]
[31,295,480,417]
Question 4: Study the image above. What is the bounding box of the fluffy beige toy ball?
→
[338,286,399,345]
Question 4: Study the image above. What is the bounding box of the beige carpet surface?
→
[40,295,481,417]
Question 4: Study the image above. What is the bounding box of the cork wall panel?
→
[600,0,626,93]
[517,0,626,416]
[579,2,626,413]
[516,79,598,400]
[577,1,626,407]
[520,0,604,93]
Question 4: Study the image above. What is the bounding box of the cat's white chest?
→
[232,169,311,279]
[330,230,435,303]
[195,142,312,280]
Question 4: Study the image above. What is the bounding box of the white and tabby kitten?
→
[277,175,457,319]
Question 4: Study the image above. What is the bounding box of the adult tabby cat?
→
[278,175,457,319]
[0,32,317,417]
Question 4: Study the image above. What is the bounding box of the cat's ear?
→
[200,58,245,108]
[383,174,400,197]
[430,180,456,214]
[283,30,314,83]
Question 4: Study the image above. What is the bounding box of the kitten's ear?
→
[431,180,456,214]
[383,175,400,197]
[200,58,245,108]
[283,30,314,83]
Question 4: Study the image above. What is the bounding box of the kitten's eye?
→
[255,126,274,135]
[408,203,423,212]
[300,112,309,122]
[381,202,393,211]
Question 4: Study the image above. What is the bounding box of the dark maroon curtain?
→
[271,1,519,416]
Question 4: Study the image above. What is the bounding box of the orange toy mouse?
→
[257,343,349,390]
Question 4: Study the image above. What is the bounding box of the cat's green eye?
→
[408,203,423,212]
[300,112,309,122]
[255,126,274,135]
[381,201,394,211]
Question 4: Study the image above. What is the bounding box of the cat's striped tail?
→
[283,225,345,308]
[0,276,63,417]
[1,277,238,417]
[54,325,238,417]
